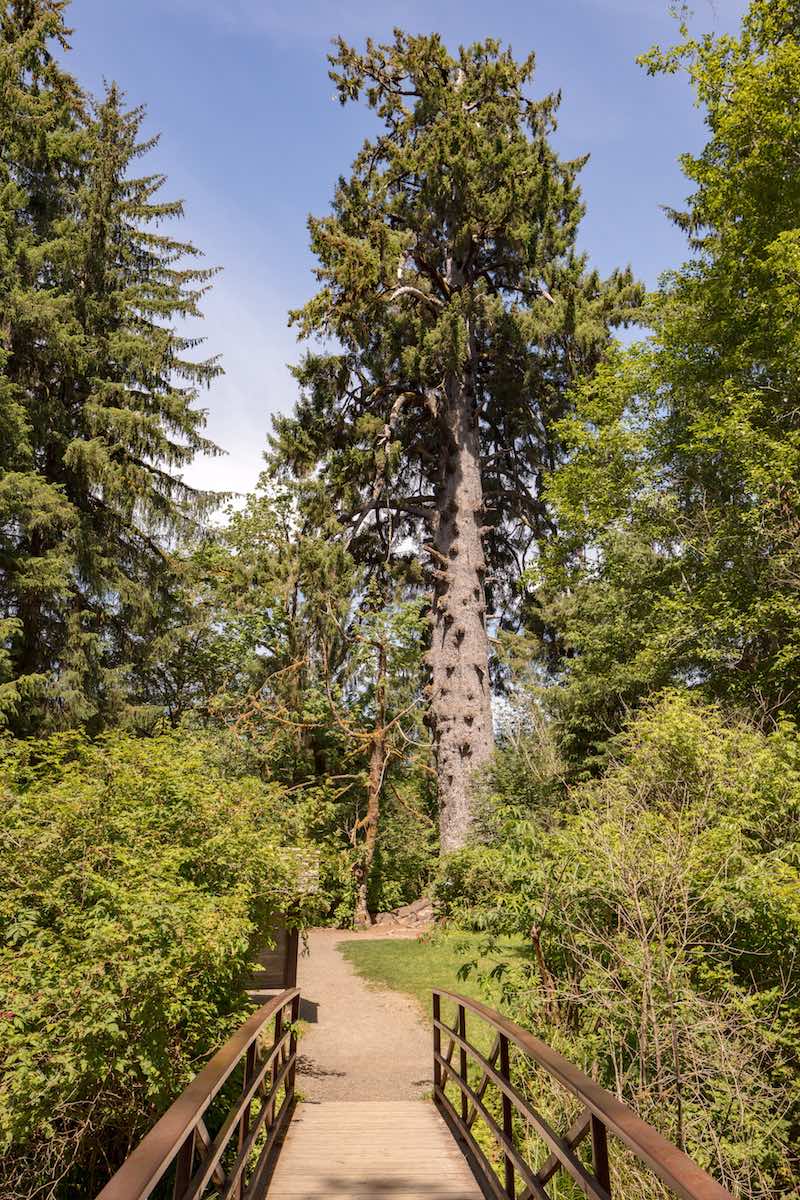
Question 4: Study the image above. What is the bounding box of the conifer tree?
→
[0,2,221,731]
[271,33,640,849]
[0,0,85,723]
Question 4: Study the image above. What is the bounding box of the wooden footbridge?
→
[97,987,733,1200]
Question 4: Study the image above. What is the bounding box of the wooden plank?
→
[266,1184,477,1193]
[269,1194,483,1199]
[264,1101,484,1200]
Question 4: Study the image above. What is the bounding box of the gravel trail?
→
[295,928,433,1102]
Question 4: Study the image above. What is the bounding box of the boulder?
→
[372,897,434,928]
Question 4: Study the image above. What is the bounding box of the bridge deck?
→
[265,1101,484,1199]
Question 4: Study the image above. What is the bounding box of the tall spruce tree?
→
[0,1,221,732]
[270,33,640,849]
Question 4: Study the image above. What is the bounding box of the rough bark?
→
[429,354,494,853]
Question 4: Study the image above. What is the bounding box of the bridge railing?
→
[97,987,300,1200]
[432,988,733,1200]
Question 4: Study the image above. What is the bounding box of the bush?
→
[0,729,314,1198]
[440,693,800,1197]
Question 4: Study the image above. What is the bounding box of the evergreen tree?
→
[0,0,85,723]
[270,33,639,849]
[0,2,221,732]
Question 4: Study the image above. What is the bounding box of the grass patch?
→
[339,930,527,1056]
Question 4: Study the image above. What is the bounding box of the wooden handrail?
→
[96,988,300,1200]
[432,988,734,1200]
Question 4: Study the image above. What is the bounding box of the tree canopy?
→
[536,0,800,763]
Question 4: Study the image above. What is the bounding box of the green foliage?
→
[438,693,800,1196]
[0,727,317,1196]
[129,486,360,748]
[537,1,800,760]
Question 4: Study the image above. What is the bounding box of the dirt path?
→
[295,928,433,1102]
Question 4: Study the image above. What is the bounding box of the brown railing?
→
[432,989,733,1200]
[97,988,300,1200]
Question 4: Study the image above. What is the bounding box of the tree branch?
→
[379,285,443,310]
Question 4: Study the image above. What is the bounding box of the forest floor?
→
[294,927,433,1102]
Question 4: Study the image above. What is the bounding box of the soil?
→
[295,927,433,1102]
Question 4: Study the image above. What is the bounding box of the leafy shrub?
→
[0,729,315,1198]
[439,693,800,1197]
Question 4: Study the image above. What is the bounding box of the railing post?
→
[500,1033,515,1199]
[269,1001,284,1126]
[591,1114,611,1196]
[285,928,299,987]
[433,992,441,1093]
[234,1041,257,1200]
[458,1004,468,1122]
[172,1128,194,1200]
[288,991,300,1100]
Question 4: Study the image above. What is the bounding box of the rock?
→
[396,897,430,917]
[372,897,434,928]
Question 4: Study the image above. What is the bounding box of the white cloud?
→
[127,137,310,501]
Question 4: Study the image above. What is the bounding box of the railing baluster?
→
[458,1004,468,1123]
[96,988,301,1200]
[288,992,300,1100]
[172,1129,195,1200]
[99,982,735,1200]
[532,1108,591,1190]
[269,1002,284,1127]
[433,992,442,1092]
[430,990,734,1200]
[194,1120,226,1187]
[591,1114,611,1196]
[500,1033,515,1199]
[234,1041,257,1200]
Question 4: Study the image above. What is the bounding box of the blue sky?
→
[66,0,747,494]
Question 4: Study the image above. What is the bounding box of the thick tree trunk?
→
[430,364,494,853]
